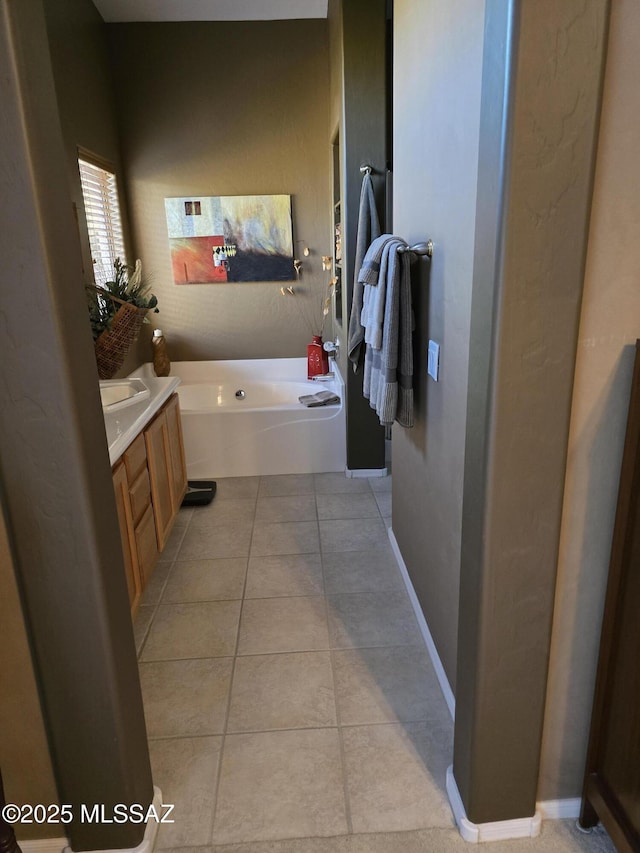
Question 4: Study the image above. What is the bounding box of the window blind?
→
[78,156,126,287]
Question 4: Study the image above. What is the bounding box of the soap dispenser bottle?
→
[152,329,171,377]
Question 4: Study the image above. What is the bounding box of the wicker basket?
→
[92,292,148,380]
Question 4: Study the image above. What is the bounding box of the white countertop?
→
[104,375,181,466]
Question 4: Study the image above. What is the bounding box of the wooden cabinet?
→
[112,393,187,615]
[112,460,142,616]
[145,394,188,551]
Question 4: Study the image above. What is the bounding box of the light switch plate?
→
[428,340,440,381]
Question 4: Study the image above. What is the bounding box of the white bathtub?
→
[139,358,346,479]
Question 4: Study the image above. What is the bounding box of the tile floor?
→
[134,472,455,848]
[133,472,615,853]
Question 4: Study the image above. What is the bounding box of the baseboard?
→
[388,527,456,719]
[20,839,67,853]
[536,798,582,820]
[447,767,542,843]
[62,787,162,853]
[345,467,388,478]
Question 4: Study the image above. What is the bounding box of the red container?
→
[307,335,329,379]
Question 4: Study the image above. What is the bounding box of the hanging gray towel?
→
[347,172,381,372]
[359,235,414,428]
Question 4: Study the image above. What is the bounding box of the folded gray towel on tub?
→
[298,390,341,408]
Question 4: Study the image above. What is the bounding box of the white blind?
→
[78,156,126,287]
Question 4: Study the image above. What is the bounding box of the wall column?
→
[453,0,610,827]
[0,0,153,849]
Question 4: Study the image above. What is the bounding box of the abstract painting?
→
[164,194,294,283]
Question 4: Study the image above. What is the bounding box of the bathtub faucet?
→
[322,340,339,358]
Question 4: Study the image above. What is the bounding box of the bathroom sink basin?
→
[100,378,150,413]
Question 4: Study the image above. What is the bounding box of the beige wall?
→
[43,0,144,375]
[540,0,640,800]
[109,21,331,364]
[391,0,486,686]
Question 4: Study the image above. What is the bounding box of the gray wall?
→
[539,0,640,801]
[392,0,486,688]
[108,21,331,364]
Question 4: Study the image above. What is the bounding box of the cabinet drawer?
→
[124,433,147,482]
[129,467,151,526]
[135,503,159,587]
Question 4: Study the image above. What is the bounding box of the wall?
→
[0,510,59,840]
[391,0,486,687]
[43,0,144,375]
[1,0,153,847]
[327,0,387,471]
[539,0,640,801]
[108,21,331,363]
[2,0,134,838]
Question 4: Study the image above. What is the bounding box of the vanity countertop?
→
[104,375,181,466]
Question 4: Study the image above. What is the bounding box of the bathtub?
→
[138,358,346,479]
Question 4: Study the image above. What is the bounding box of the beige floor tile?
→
[178,520,253,560]
[245,554,323,598]
[159,523,188,562]
[158,820,616,853]
[141,601,241,661]
[140,561,173,606]
[314,473,372,494]
[238,596,329,655]
[368,476,392,493]
[227,651,336,732]
[327,592,421,648]
[172,507,194,528]
[251,521,320,557]
[149,735,221,848]
[162,558,247,602]
[322,548,403,595]
[189,498,257,528]
[342,722,454,833]
[316,493,380,521]
[214,477,260,500]
[319,518,389,553]
[258,474,316,497]
[140,657,233,737]
[333,647,450,725]
[255,494,318,523]
[133,605,154,656]
[213,728,348,844]
[373,492,392,519]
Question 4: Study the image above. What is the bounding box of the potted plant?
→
[88,258,159,379]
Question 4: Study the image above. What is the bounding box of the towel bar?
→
[398,240,434,258]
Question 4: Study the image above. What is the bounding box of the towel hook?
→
[360,164,373,176]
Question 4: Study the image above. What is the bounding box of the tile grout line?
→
[318,490,354,837]
[136,514,192,660]
[207,481,257,845]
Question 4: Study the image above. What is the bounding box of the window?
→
[78,151,126,286]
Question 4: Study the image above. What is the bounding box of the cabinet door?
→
[135,503,159,587]
[144,409,173,551]
[165,394,188,509]
[112,461,142,616]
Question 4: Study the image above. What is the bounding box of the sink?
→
[100,378,150,413]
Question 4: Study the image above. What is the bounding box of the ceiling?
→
[92,0,328,23]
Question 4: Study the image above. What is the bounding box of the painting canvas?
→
[165,194,294,283]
